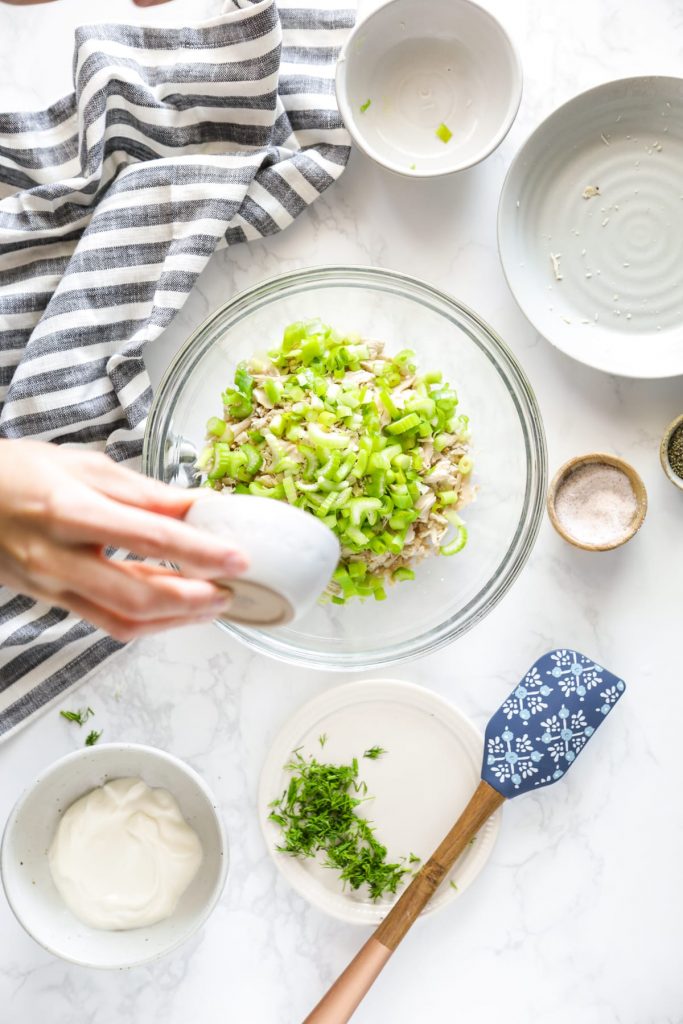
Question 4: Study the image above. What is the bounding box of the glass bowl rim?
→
[142,264,547,671]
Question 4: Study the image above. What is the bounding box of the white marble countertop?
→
[1,1,682,1021]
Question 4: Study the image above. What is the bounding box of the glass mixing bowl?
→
[143,266,547,670]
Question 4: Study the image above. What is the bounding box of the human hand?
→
[0,440,247,641]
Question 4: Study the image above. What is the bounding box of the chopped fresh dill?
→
[360,98,372,113]
[269,749,411,900]
[436,122,453,144]
[319,733,328,748]
[84,729,102,747]
[408,852,421,864]
[363,746,387,760]
[60,707,94,727]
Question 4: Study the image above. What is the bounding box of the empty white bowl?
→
[498,76,683,378]
[335,0,522,177]
[1,744,228,968]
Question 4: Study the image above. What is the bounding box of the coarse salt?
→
[554,463,638,547]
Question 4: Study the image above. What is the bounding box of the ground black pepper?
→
[668,423,683,480]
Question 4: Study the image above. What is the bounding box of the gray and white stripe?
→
[0,0,353,739]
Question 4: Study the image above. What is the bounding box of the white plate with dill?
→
[498,76,683,378]
[258,679,501,925]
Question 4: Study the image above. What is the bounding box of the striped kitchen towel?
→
[0,0,354,739]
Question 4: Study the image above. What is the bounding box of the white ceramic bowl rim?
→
[1,743,229,969]
[336,0,523,177]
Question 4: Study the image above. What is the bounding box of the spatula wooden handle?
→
[302,780,505,1024]
[376,779,504,950]
[302,937,392,1024]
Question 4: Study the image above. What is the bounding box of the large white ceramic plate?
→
[499,76,683,378]
[258,680,501,925]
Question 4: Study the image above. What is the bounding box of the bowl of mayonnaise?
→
[0,744,228,968]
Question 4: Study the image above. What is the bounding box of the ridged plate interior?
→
[499,76,683,378]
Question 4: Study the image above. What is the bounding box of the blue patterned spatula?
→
[303,650,626,1024]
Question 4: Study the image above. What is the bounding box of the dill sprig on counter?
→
[60,707,94,727]
[268,749,413,901]
[85,729,102,747]
[363,745,387,760]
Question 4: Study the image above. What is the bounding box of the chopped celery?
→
[436,122,453,143]
[349,497,383,526]
[240,443,262,476]
[307,423,349,449]
[345,526,369,547]
[206,416,226,438]
[263,378,282,405]
[282,476,298,504]
[441,525,468,556]
[208,442,231,479]
[199,319,471,601]
[386,413,420,435]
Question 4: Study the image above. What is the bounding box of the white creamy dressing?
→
[48,777,203,930]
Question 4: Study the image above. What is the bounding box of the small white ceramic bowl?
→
[336,0,522,177]
[1,744,228,969]
[185,493,340,627]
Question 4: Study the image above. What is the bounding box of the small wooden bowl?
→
[547,452,648,552]
[660,413,683,492]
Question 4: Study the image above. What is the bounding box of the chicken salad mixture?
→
[198,320,472,602]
